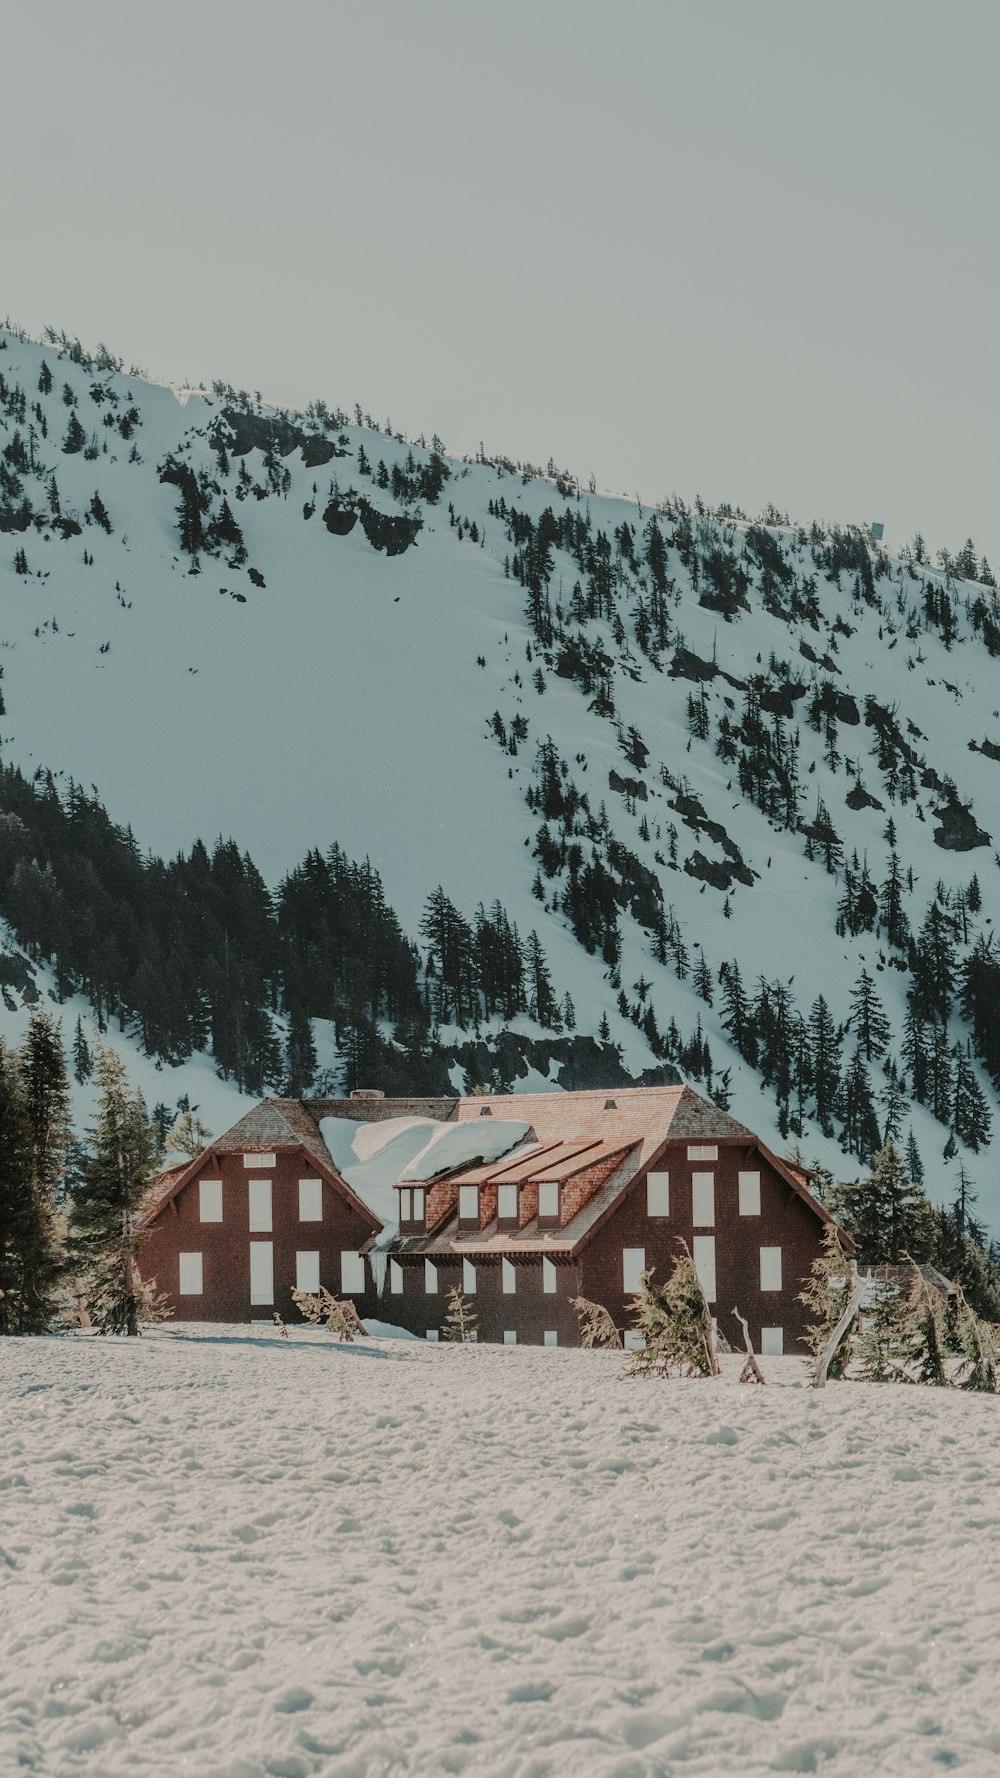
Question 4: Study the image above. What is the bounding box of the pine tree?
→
[72,1016,92,1084]
[163,1108,213,1162]
[798,1222,856,1377]
[849,969,890,1062]
[899,1267,946,1385]
[832,1140,933,1264]
[626,1245,720,1378]
[855,1276,906,1382]
[442,1284,477,1342]
[16,1007,70,1329]
[0,1041,44,1334]
[71,1046,161,1335]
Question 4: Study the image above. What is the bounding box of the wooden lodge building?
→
[139,1086,849,1353]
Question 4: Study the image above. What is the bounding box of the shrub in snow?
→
[627,1243,720,1378]
[951,1286,997,1393]
[291,1286,365,1341]
[855,1277,906,1382]
[442,1285,477,1343]
[570,1295,623,1350]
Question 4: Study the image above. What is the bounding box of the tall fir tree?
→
[71,1046,160,1335]
[0,1040,46,1333]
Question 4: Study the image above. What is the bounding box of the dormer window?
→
[538,1181,560,1223]
[497,1182,518,1224]
[459,1185,479,1224]
[398,1186,426,1230]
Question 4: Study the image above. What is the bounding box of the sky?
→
[2,0,998,563]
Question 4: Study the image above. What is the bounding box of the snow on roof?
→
[318,1116,444,1229]
[398,1120,530,1183]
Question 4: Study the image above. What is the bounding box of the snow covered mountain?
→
[2,321,999,1223]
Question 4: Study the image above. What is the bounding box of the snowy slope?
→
[1,323,999,1216]
[4,1328,1000,1778]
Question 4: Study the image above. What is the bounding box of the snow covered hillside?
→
[4,1328,1000,1778]
[1,322,999,1219]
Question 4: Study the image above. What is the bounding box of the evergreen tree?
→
[899,1268,946,1386]
[442,1283,477,1342]
[570,1295,623,1348]
[798,1222,855,1379]
[831,1140,933,1264]
[849,969,890,1062]
[163,1108,213,1162]
[15,1007,70,1328]
[72,1016,92,1084]
[808,995,841,1134]
[0,1041,45,1333]
[626,1245,719,1378]
[71,1046,161,1335]
[855,1276,907,1382]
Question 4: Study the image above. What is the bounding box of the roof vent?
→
[479,1104,492,1116]
[604,1098,617,1110]
[350,1088,385,1100]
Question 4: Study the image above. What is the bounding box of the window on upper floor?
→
[692,1173,715,1227]
[542,1257,557,1295]
[538,1181,560,1220]
[498,1182,518,1221]
[248,1178,272,1232]
[243,1152,276,1170]
[399,1188,412,1223]
[459,1186,479,1222]
[425,1258,437,1294]
[738,1171,761,1216]
[412,1188,425,1223]
[390,1259,404,1295]
[299,1178,323,1222]
[687,1145,718,1162]
[463,1258,477,1294]
[502,1258,516,1295]
[199,1178,223,1223]
[646,1171,669,1217]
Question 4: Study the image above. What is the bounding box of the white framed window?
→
[463,1258,476,1294]
[298,1178,323,1222]
[692,1234,716,1303]
[248,1178,272,1232]
[249,1241,273,1305]
[623,1247,646,1294]
[459,1186,479,1221]
[687,1145,718,1162]
[502,1258,516,1295]
[761,1327,784,1356]
[498,1182,518,1221]
[624,1329,644,1352]
[538,1181,560,1219]
[426,1328,439,1342]
[390,1259,404,1295]
[296,1251,320,1293]
[760,1247,782,1291]
[199,1178,222,1223]
[412,1188,425,1222]
[503,1330,517,1345]
[542,1257,557,1295]
[243,1152,276,1169]
[544,1330,558,1347]
[341,1250,365,1294]
[646,1171,669,1217]
[179,1251,203,1295]
[424,1258,438,1294]
[738,1171,761,1216]
[692,1172,715,1227]
[399,1188,412,1222]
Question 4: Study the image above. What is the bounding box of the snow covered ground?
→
[3,1330,999,1777]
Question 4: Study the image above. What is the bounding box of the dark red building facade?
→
[139,1087,847,1354]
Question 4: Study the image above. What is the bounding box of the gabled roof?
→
[142,1087,844,1256]
[139,1098,382,1234]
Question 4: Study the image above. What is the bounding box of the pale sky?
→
[3,0,997,562]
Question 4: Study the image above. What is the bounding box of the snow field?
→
[3,1330,1000,1777]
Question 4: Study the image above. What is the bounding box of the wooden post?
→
[812,1263,866,1388]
